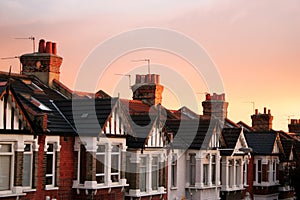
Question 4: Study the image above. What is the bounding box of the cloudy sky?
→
[0,0,300,131]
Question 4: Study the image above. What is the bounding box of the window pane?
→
[23,154,32,186]
[0,155,11,191]
[46,176,53,185]
[97,145,105,152]
[111,155,119,173]
[46,154,53,174]
[171,155,177,187]
[47,144,54,152]
[0,144,11,152]
[96,155,105,174]
[112,145,119,152]
[24,144,31,152]
[152,157,158,190]
[139,157,147,192]
[96,176,104,183]
[190,155,196,186]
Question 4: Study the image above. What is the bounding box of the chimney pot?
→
[268,109,271,115]
[255,109,258,115]
[264,107,267,114]
[38,39,45,53]
[52,42,57,55]
[45,41,52,53]
[206,93,211,101]
[135,75,141,84]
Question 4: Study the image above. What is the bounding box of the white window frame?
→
[243,160,248,186]
[110,144,120,183]
[257,159,262,184]
[23,143,33,188]
[211,155,216,185]
[151,156,159,191]
[272,160,276,182]
[96,144,106,184]
[0,143,14,194]
[189,154,196,186]
[171,154,177,188]
[139,156,147,192]
[45,143,56,188]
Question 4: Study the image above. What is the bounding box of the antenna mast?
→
[15,36,35,52]
[114,74,131,88]
[132,59,151,75]
[1,56,21,73]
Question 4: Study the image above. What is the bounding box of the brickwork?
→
[262,164,268,182]
[14,151,23,186]
[72,187,124,200]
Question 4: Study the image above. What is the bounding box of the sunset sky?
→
[0,0,299,131]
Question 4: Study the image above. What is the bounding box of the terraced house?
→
[0,39,298,200]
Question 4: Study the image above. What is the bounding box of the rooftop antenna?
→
[1,56,21,74]
[288,115,295,124]
[114,74,131,88]
[15,36,35,53]
[243,101,255,114]
[131,59,151,75]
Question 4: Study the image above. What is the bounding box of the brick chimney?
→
[202,93,228,120]
[131,74,164,106]
[288,119,300,134]
[251,107,273,131]
[20,39,63,87]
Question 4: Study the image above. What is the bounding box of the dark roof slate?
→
[244,131,277,155]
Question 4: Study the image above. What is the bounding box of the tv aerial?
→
[15,36,35,52]
[114,74,131,88]
[1,56,21,73]
[131,59,151,75]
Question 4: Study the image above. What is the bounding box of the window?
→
[46,143,55,187]
[228,160,233,188]
[267,161,271,182]
[0,143,13,191]
[273,161,276,182]
[171,154,177,187]
[243,161,248,185]
[96,145,105,184]
[111,145,120,183]
[152,156,159,190]
[257,160,262,184]
[236,160,241,186]
[139,157,147,192]
[203,164,209,186]
[211,155,216,185]
[189,154,196,186]
[23,143,33,187]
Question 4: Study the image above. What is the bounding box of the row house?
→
[0,38,299,200]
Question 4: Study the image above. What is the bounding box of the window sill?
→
[0,192,26,198]
[45,186,59,191]
[23,188,37,192]
[170,187,178,190]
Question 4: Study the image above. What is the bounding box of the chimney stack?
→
[132,74,164,106]
[20,39,63,87]
[288,119,300,134]
[251,107,273,131]
[202,93,228,120]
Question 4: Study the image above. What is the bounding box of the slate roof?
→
[222,128,241,148]
[244,131,278,155]
[0,72,75,135]
[54,98,118,136]
[165,118,219,150]
[280,138,293,161]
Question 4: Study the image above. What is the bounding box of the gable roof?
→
[54,98,119,136]
[244,131,278,155]
[165,118,219,150]
[222,128,242,149]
